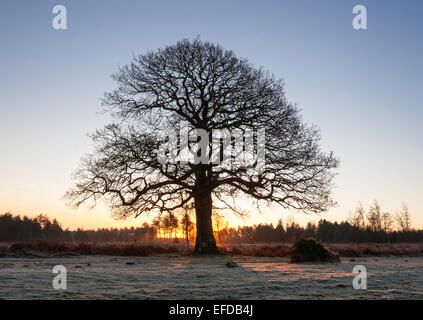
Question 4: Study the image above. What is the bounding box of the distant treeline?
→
[1,201,421,243]
[0,213,156,243]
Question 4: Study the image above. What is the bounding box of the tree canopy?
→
[65,38,339,253]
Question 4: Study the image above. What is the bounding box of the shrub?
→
[288,238,340,263]
[0,246,7,257]
[329,246,362,257]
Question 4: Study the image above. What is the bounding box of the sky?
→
[0,0,422,230]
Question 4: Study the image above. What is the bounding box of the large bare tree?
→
[65,38,338,254]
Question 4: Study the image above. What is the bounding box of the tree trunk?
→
[194,188,219,254]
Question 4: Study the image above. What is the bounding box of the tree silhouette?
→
[181,203,195,248]
[152,216,162,239]
[367,200,382,232]
[395,203,412,232]
[348,202,366,229]
[162,213,172,239]
[64,38,338,253]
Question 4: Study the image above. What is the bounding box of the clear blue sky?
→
[0,0,422,229]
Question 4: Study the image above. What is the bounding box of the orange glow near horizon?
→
[1,191,423,231]
[1,164,422,231]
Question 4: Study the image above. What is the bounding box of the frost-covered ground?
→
[0,255,422,299]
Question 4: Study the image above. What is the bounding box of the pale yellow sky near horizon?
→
[1,181,421,230]
[2,148,422,230]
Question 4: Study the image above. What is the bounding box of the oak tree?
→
[65,38,338,254]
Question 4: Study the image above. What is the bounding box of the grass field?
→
[0,254,422,299]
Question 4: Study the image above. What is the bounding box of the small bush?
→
[74,242,95,255]
[0,246,7,257]
[330,246,362,257]
[9,241,68,253]
[4,241,188,257]
[288,238,340,263]
[9,242,29,251]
